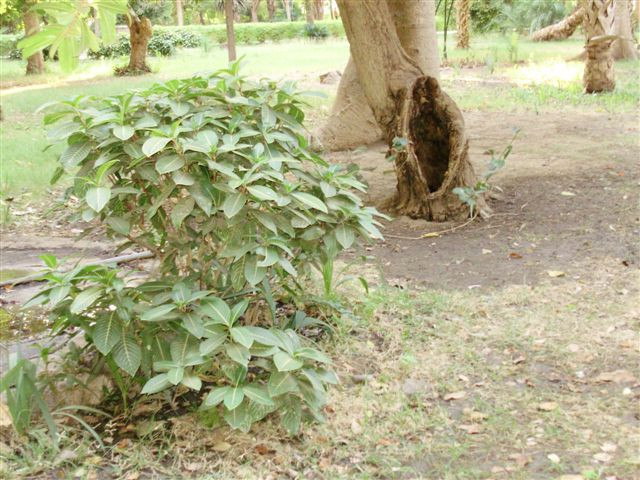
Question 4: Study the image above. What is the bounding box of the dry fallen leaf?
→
[213,442,232,452]
[351,419,363,435]
[0,402,12,428]
[509,252,523,259]
[560,191,576,196]
[547,453,560,464]
[593,452,613,463]
[444,390,466,401]
[557,475,584,480]
[537,402,558,412]
[508,453,531,467]
[594,369,637,384]
[600,442,617,453]
[458,424,483,434]
[547,270,565,277]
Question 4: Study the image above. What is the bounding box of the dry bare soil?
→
[1,93,639,479]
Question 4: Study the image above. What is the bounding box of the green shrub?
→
[32,62,384,434]
[0,33,19,57]
[303,23,330,40]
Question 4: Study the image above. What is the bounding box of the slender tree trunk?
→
[317,0,440,151]
[251,0,261,22]
[126,14,152,74]
[225,0,237,61]
[176,0,184,26]
[314,0,324,20]
[583,0,616,92]
[455,0,471,49]
[611,0,638,58]
[199,11,206,24]
[305,0,315,24]
[283,0,292,21]
[23,1,45,75]
[531,5,585,41]
[335,0,479,220]
[267,0,276,20]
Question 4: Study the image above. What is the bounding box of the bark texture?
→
[225,0,237,61]
[267,0,276,20]
[455,0,471,49]
[126,15,152,73]
[313,0,324,20]
[23,2,45,75]
[611,0,638,59]
[583,0,616,92]
[305,0,314,23]
[251,0,261,22]
[335,0,479,220]
[176,0,184,26]
[531,6,585,41]
[317,0,440,151]
[282,0,292,20]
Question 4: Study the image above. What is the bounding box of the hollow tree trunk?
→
[267,0,276,20]
[176,0,184,26]
[611,0,638,59]
[127,14,152,74]
[531,6,584,41]
[283,0,292,21]
[314,0,324,20]
[225,0,237,61]
[251,0,261,22]
[23,1,45,75]
[316,0,440,151]
[305,0,315,24]
[455,0,471,49]
[583,0,616,92]
[336,0,479,221]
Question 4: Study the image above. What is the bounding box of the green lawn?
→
[1,35,638,201]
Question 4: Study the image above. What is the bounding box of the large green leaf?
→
[171,197,195,228]
[155,154,185,174]
[112,125,135,141]
[142,136,172,157]
[230,327,254,349]
[199,297,231,326]
[243,384,274,406]
[85,187,111,212]
[268,372,299,397]
[273,351,304,372]
[244,255,266,286]
[226,343,250,367]
[203,386,231,408]
[93,314,122,355]
[141,374,171,394]
[280,397,302,435]
[223,192,246,218]
[247,185,278,202]
[224,387,245,410]
[291,192,328,213]
[334,225,356,249]
[112,333,141,376]
[141,304,176,322]
[70,286,103,314]
[60,142,92,169]
[183,313,205,339]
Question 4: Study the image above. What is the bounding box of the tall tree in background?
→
[313,0,324,20]
[582,0,616,92]
[455,0,471,49]
[225,0,237,61]
[304,0,314,24]
[267,0,276,20]
[282,0,292,20]
[126,9,152,73]
[331,0,477,220]
[176,0,184,26]
[611,0,638,59]
[21,0,44,75]
[317,0,439,152]
[531,4,585,41]
[250,0,261,22]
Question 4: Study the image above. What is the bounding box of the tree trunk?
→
[335,0,479,221]
[283,0,292,21]
[314,0,324,20]
[126,15,152,74]
[176,0,184,26]
[267,0,276,20]
[23,2,45,75]
[531,6,584,41]
[316,0,440,151]
[455,0,471,49]
[583,0,616,92]
[251,0,261,22]
[305,0,315,24]
[225,0,237,61]
[611,0,638,59]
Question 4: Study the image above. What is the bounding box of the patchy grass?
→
[3,267,638,479]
